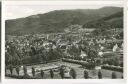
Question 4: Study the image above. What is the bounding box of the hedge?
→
[6,59,62,69]
[101,65,123,72]
[62,58,95,69]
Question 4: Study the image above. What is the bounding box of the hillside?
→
[83,11,123,28]
[5,7,123,35]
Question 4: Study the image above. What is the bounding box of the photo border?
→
[1,0,127,84]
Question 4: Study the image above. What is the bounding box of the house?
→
[113,44,120,52]
[80,50,87,58]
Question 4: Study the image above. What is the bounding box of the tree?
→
[23,65,31,79]
[32,67,35,77]
[23,65,27,75]
[70,68,77,79]
[84,69,89,79]
[40,70,44,78]
[112,72,117,79]
[87,48,98,59]
[16,66,20,76]
[30,47,37,63]
[98,70,102,79]
[50,69,54,79]
[59,66,64,79]
[9,65,13,75]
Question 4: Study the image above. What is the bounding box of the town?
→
[5,24,123,79]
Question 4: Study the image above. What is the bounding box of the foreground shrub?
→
[112,72,117,79]
[23,65,27,75]
[62,59,95,69]
[32,67,35,77]
[40,70,44,78]
[59,66,64,79]
[101,65,123,72]
[50,69,54,79]
[98,70,102,79]
[84,69,89,79]
[16,66,20,76]
[70,68,77,79]
[9,65,13,75]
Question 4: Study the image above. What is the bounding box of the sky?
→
[4,1,123,20]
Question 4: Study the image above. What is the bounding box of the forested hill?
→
[5,6,123,35]
[83,11,123,28]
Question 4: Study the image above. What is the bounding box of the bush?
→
[9,65,13,75]
[32,67,35,77]
[23,65,27,75]
[16,66,20,76]
[102,58,121,67]
[62,58,95,69]
[40,70,44,78]
[98,70,102,79]
[112,72,117,79]
[70,68,77,79]
[84,70,89,79]
[59,66,64,79]
[101,65,123,72]
[50,69,54,79]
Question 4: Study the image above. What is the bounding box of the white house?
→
[113,44,120,52]
[80,50,87,58]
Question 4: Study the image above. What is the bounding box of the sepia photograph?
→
[4,1,124,79]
